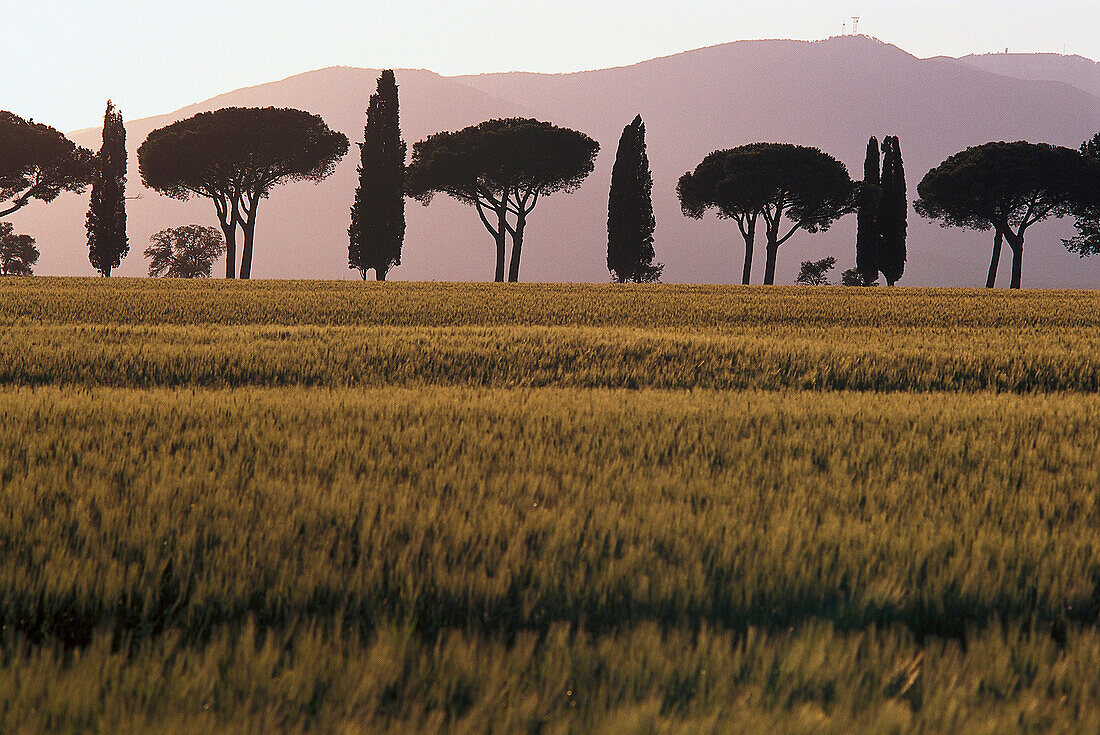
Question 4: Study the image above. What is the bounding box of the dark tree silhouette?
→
[0,223,38,276]
[1064,220,1100,257]
[407,118,599,282]
[607,115,661,283]
[349,70,406,281]
[795,256,836,285]
[86,101,128,277]
[841,267,878,286]
[680,144,853,285]
[1063,133,1100,258]
[138,107,348,279]
[915,141,1092,289]
[146,225,226,278]
[678,147,766,285]
[878,136,907,286]
[855,137,882,284]
[0,111,93,218]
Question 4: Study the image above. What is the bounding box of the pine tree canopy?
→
[0,111,94,218]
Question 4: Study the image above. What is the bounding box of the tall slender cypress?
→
[86,101,127,276]
[607,115,661,283]
[878,136,907,286]
[855,136,881,284]
[349,70,406,281]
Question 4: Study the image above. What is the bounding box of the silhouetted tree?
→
[146,225,226,278]
[86,101,128,277]
[795,256,836,285]
[878,136,907,285]
[915,141,1092,288]
[607,115,661,283]
[349,70,406,281]
[0,222,38,275]
[1063,133,1100,258]
[841,267,878,286]
[138,107,348,279]
[0,111,93,218]
[679,148,765,284]
[681,144,853,285]
[855,136,881,284]
[1063,220,1100,257]
[407,118,599,282]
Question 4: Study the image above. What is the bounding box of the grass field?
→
[1,280,1097,734]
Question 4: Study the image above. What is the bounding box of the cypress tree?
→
[86,101,127,276]
[878,136,907,286]
[855,136,881,284]
[349,70,406,281]
[607,115,661,283]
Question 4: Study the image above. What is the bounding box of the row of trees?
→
[2,73,1099,286]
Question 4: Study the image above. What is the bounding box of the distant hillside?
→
[10,35,1100,286]
[960,52,1100,100]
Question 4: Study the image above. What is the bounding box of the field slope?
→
[1,280,1097,734]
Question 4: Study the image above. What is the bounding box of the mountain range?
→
[10,35,1100,287]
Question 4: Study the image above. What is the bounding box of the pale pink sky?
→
[2,1,1096,130]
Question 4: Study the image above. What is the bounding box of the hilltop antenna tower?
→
[851,17,860,36]
[842,19,847,35]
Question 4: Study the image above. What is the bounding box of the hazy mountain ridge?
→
[10,35,1100,286]
[960,52,1100,100]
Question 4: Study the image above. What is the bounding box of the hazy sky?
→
[3,1,1097,131]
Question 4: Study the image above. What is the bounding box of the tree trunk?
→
[221,222,237,279]
[494,208,507,282]
[508,214,526,283]
[1008,237,1023,289]
[762,243,779,285]
[239,223,255,280]
[238,200,259,280]
[740,218,756,285]
[376,268,387,282]
[986,231,1003,288]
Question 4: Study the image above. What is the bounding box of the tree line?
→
[2,71,1099,287]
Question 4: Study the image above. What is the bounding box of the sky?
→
[3,1,1098,132]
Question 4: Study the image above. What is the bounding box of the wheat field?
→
[0,279,1097,734]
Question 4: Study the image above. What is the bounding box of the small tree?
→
[86,101,128,277]
[1063,133,1100,258]
[855,137,882,284]
[841,267,878,286]
[139,107,348,279]
[1063,219,1100,257]
[878,136,908,285]
[795,256,836,285]
[607,115,661,283]
[680,144,853,285]
[407,118,599,282]
[146,225,226,278]
[1,111,94,218]
[0,223,38,276]
[349,70,406,281]
[916,141,1093,288]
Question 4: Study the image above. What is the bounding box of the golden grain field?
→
[0,279,1097,734]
